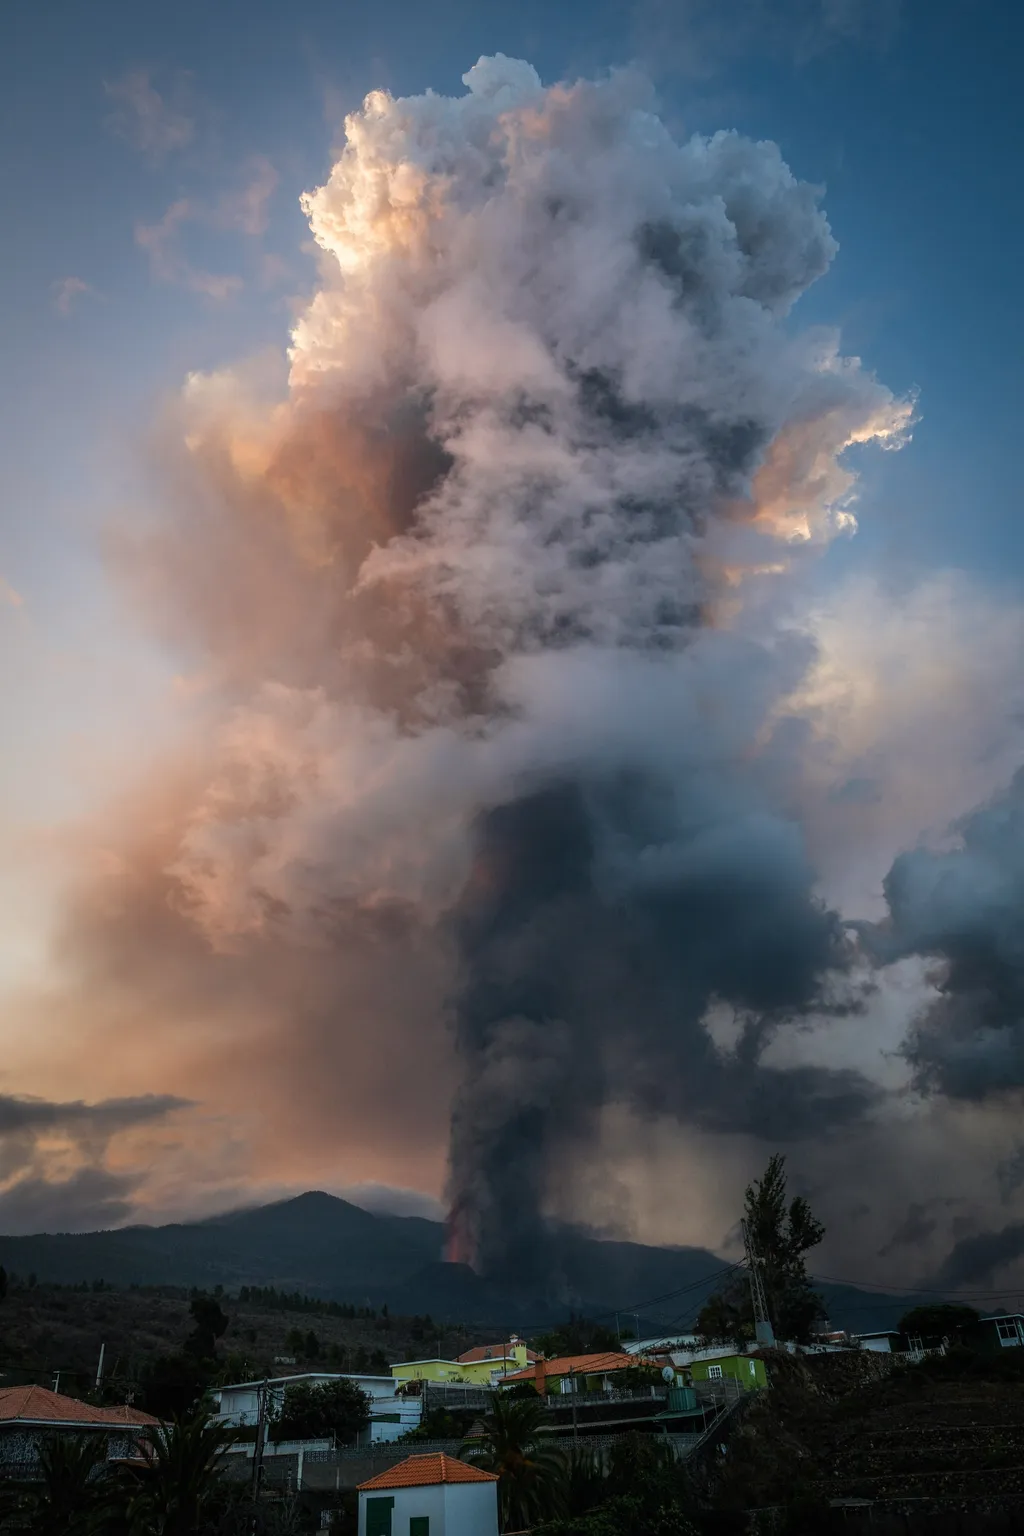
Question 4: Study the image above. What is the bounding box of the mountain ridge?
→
[0,1191,921,1332]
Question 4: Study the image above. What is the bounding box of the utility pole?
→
[52,1371,61,1394]
[741,1220,775,1347]
[251,1377,269,1505]
[95,1343,106,1393]
[569,1367,578,1442]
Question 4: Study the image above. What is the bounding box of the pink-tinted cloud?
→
[134,160,279,300]
[217,157,278,237]
[104,67,195,159]
[135,201,243,301]
[52,276,99,316]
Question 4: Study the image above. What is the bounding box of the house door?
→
[366,1497,395,1536]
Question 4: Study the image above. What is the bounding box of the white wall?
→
[215,1374,401,1428]
[363,1395,421,1443]
[357,1481,498,1536]
[359,1483,447,1536]
[444,1481,499,1536]
[668,1344,743,1367]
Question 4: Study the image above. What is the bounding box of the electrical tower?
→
[741,1219,776,1347]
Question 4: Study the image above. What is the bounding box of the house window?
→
[560,1378,575,1394]
[996,1319,1022,1344]
[707,1365,723,1380]
[410,1520,430,1536]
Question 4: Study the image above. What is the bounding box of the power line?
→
[812,1271,1024,1301]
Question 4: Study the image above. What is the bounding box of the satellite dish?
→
[662,1366,676,1383]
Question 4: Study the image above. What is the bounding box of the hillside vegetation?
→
[0,1278,493,1402]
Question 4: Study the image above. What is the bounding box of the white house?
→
[852,1331,902,1354]
[213,1373,421,1444]
[624,1335,701,1356]
[358,1453,499,1536]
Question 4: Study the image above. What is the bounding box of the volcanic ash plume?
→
[150,56,911,1281]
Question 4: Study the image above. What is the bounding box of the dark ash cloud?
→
[0,1093,190,1137]
[861,769,1024,1100]
[877,1198,955,1258]
[446,778,876,1281]
[0,1093,191,1236]
[933,1220,1024,1290]
[0,1168,139,1236]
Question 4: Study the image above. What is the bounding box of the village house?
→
[502,1350,641,1395]
[213,1372,421,1444]
[453,1337,538,1384]
[0,1385,158,1474]
[689,1354,768,1392]
[358,1452,499,1536]
[389,1359,474,1388]
[854,1314,1024,1357]
[971,1314,1024,1350]
[390,1338,538,1390]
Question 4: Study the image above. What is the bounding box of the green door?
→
[365,1497,394,1536]
[410,1520,430,1536]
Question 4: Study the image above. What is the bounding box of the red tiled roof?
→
[503,1351,636,1383]
[0,1385,158,1428]
[457,1342,539,1364]
[359,1453,499,1490]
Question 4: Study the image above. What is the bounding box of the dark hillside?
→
[704,1347,1024,1527]
[0,1192,921,1330]
[0,1279,496,1401]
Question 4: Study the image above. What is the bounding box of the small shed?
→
[358,1451,499,1536]
[689,1354,767,1391]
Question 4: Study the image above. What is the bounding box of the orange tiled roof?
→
[503,1351,636,1383]
[359,1453,499,1490]
[457,1342,539,1364]
[0,1385,158,1428]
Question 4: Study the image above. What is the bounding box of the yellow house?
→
[390,1359,472,1387]
[453,1340,537,1385]
[391,1340,538,1389]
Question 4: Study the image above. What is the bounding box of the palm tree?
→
[20,1432,112,1535]
[461,1391,566,1532]
[126,1409,238,1536]
[563,1441,607,1518]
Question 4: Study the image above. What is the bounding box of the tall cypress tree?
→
[698,1155,825,1344]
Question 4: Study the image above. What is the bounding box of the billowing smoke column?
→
[164,56,910,1281]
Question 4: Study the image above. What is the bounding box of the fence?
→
[232,1421,718,1494]
[419,1383,492,1410]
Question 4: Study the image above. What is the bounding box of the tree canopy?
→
[141,1293,232,1418]
[533,1315,620,1358]
[697,1154,825,1345]
[897,1303,980,1339]
[271,1378,370,1445]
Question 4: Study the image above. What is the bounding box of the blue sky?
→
[3,0,1024,1264]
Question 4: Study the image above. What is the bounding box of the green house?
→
[689,1354,767,1391]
